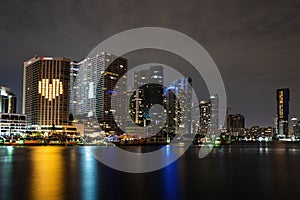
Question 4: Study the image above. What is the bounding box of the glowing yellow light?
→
[60,82,63,94]
[39,79,63,100]
[49,84,52,101]
[42,79,46,96]
[56,79,59,96]
[45,79,49,99]
[38,81,42,94]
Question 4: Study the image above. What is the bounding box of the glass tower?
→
[276,88,290,137]
[73,52,127,135]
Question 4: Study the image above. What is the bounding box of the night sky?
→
[0,0,299,128]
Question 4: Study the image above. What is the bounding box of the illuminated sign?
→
[279,91,284,119]
[38,79,63,101]
[42,57,53,60]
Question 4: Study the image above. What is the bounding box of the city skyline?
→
[1,2,300,200]
[0,53,298,130]
[1,0,300,128]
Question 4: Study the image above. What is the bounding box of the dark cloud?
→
[0,0,300,127]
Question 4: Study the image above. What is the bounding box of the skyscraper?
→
[276,88,290,137]
[74,52,127,134]
[23,56,71,130]
[69,60,80,117]
[0,85,17,113]
[199,100,211,135]
[227,114,245,135]
[198,94,219,136]
[167,77,192,134]
[209,94,219,136]
[129,66,164,134]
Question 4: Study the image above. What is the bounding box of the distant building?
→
[191,102,200,135]
[199,100,211,135]
[129,66,164,136]
[23,56,75,133]
[227,114,245,135]
[165,86,180,134]
[125,91,146,136]
[276,88,290,137]
[0,113,26,136]
[69,61,80,116]
[167,77,192,135]
[198,94,219,136]
[209,94,219,136]
[273,117,278,137]
[0,85,17,113]
[0,86,26,136]
[291,117,300,137]
[245,126,272,140]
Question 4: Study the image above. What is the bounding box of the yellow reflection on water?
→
[29,147,65,200]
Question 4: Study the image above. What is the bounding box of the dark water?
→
[1,143,300,200]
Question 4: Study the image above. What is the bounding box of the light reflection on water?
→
[1,143,300,200]
[162,160,181,200]
[80,148,100,200]
[1,146,14,200]
[28,147,65,200]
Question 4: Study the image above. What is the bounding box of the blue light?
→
[107,90,117,95]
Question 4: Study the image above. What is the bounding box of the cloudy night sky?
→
[0,0,300,128]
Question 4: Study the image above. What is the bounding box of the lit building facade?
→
[0,113,26,136]
[167,77,192,135]
[0,85,17,113]
[227,114,245,135]
[165,86,181,134]
[198,94,219,136]
[291,117,300,137]
[74,52,127,134]
[1,86,26,136]
[129,66,164,136]
[276,88,290,137]
[69,61,80,117]
[23,56,71,131]
[199,100,211,135]
[209,94,219,136]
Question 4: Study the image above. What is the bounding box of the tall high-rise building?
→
[209,94,219,136]
[276,88,290,137]
[227,114,245,135]
[167,77,192,134]
[129,66,164,135]
[165,86,181,134]
[69,61,81,117]
[74,52,127,134]
[0,85,17,113]
[273,117,278,137]
[127,66,164,137]
[23,56,71,129]
[198,94,219,136]
[191,101,200,135]
[199,100,211,135]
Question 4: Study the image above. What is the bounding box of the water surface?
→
[1,143,300,200]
